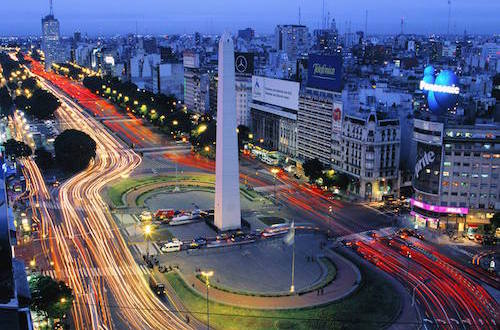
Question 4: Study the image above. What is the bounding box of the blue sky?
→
[1,0,498,36]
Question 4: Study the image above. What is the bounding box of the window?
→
[481,174,489,178]
[443,171,450,177]
[444,162,451,167]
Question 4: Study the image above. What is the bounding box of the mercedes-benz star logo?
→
[235,55,248,73]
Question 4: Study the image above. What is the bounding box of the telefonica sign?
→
[307,54,342,92]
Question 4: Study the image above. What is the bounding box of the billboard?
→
[413,142,442,195]
[252,76,299,110]
[307,54,343,92]
[332,101,343,133]
[234,52,254,75]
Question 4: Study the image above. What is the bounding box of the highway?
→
[17,64,194,329]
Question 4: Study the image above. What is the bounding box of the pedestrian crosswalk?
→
[40,264,150,279]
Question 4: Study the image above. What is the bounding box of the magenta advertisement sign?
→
[410,198,468,215]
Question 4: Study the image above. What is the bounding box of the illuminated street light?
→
[197,124,208,134]
[172,120,178,126]
[204,146,210,152]
[271,168,280,201]
[144,224,153,258]
[248,133,253,139]
[200,270,214,330]
[60,298,66,304]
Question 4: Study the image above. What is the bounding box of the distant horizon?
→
[1,0,499,37]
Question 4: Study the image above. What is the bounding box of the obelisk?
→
[214,32,241,231]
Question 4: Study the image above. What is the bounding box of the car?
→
[193,237,207,246]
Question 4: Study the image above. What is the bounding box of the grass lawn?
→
[164,255,400,330]
[107,174,215,207]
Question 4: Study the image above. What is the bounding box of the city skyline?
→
[1,0,499,37]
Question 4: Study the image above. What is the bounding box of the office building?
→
[341,111,401,200]
[183,51,209,114]
[412,119,499,231]
[275,25,309,61]
[41,2,60,71]
[238,28,255,42]
[250,76,299,157]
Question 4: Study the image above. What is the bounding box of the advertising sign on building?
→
[332,101,343,133]
[413,142,442,195]
[234,52,254,76]
[252,76,299,110]
[307,54,343,92]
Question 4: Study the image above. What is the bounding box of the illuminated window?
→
[481,174,488,178]
[452,182,459,187]
[426,169,431,174]
[443,171,449,177]
[442,181,449,187]
[444,162,451,167]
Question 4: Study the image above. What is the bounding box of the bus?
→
[261,223,289,238]
[149,276,165,296]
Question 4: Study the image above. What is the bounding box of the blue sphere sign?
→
[420,66,459,115]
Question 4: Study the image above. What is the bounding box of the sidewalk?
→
[177,248,361,309]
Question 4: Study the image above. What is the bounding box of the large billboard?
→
[413,142,442,195]
[332,101,343,133]
[252,76,299,110]
[234,52,254,76]
[307,54,343,92]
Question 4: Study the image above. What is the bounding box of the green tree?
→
[2,139,32,158]
[27,88,60,119]
[54,129,96,173]
[333,172,350,191]
[29,275,73,321]
[34,148,54,171]
[303,158,324,183]
[491,212,500,230]
[237,125,250,151]
[0,87,13,117]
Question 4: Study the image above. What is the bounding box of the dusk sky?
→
[1,0,498,36]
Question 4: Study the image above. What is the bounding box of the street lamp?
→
[200,270,214,330]
[271,168,280,201]
[144,224,153,259]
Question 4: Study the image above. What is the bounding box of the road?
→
[351,233,499,329]
[17,63,194,329]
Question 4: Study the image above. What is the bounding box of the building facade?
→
[275,25,309,61]
[412,119,499,231]
[341,111,401,200]
[41,13,60,70]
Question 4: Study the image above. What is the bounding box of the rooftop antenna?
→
[322,0,326,29]
[401,17,404,35]
[365,10,368,37]
[298,6,301,25]
[327,12,330,29]
[447,0,451,36]
[49,0,53,15]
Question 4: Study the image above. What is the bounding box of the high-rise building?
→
[214,32,241,231]
[412,119,499,232]
[183,51,209,114]
[275,25,309,61]
[41,1,60,71]
[238,28,255,42]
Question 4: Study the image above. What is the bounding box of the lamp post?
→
[271,168,280,201]
[201,270,214,329]
[144,224,152,259]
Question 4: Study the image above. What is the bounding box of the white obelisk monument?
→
[214,32,241,231]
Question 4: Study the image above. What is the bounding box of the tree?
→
[54,129,96,173]
[491,212,500,230]
[34,148,54,171]
[333,172,350,191]
[303,158,324,183]
[28,89,60,119]
[237,125,250,151]
[29,275,73,321]
[0,87,13,117]
[2,139,32,158]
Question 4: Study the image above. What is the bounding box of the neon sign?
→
[410,198,468,215]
